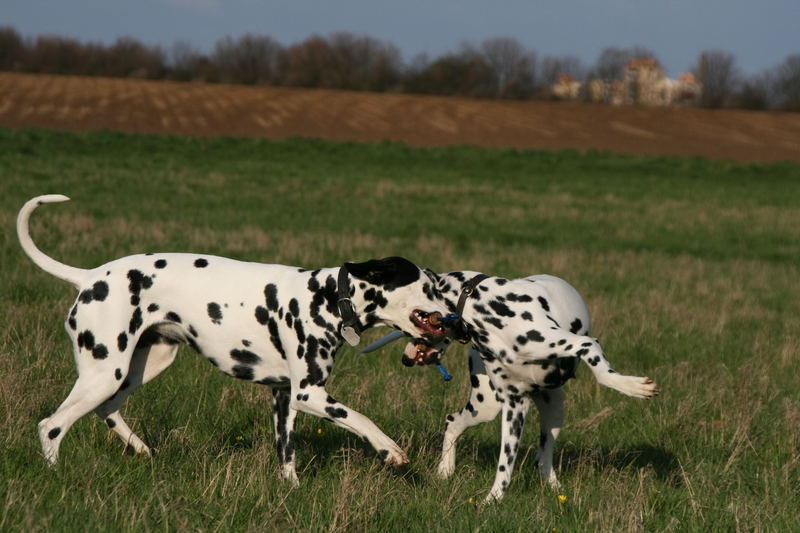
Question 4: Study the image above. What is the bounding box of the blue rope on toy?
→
[437,363,453,381]
[435,313,461,324]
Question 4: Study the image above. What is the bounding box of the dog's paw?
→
[482,489,504,506]
[618,376,660,399]
[436,453,456,479]
[280,465,300,488]
[379,446,409,467]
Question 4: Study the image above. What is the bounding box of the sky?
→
[2,0,798,77]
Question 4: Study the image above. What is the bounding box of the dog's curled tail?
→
[17,195,88,289]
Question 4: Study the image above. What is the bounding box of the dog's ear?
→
[345,257,420,290]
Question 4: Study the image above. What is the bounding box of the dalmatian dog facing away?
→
[367,270,659,502]
[17,195,452,483]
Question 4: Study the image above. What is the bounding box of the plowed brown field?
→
[1,72,798,162]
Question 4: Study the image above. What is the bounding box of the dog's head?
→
[346,257,451,350]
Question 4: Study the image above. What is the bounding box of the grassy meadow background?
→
[1,127,799,531]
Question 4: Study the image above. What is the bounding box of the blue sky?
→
[2,0,797,77]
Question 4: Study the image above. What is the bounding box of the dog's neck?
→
[435,271,488,318]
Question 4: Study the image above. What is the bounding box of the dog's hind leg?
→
[531,387,565,489]
[571,337,659,399]
[94,332,180,456]
[38,345,136,465]
[437,347,501,479]
[271,387,299,486]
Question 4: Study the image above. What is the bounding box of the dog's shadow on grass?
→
[468,439,681,486]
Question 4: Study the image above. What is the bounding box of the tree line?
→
[0,26,797,111]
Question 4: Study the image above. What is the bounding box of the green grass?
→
[1,128,799,532]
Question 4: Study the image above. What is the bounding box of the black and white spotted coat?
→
[18,195,450,483]
[412,270,659,502]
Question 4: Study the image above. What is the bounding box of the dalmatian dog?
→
[17,194,452,483]
[366,270,659,502]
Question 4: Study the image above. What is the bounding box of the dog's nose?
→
[401,354,416,367]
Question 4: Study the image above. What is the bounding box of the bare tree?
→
[403,44,493,97]
[591,46,660,79]
[106,37,165,78]
[693,50,740,108]
[479,37,536,98]
[168,41,217,82]
[773,54,800,111]
[539,55,585,87]
[0,26,24,70]
[212,34,284,85]
[326,32,402,91]
[283,35,335,88]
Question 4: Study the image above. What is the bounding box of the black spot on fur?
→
[230,349,261,365]
[485,317,505,329]
[48,428,61,439]
[129,308,143,334]
[79,281,109,304]
[570,318,583,333]
[166,311,181,323]
[115,368,123,380]
[77,330,95,350]
[207,302,223,324]
[538,296,550,311]
[527,329,545,342]
[288,298,300,317]
[147,303,159,312]
[194,258,208,268]
[92,344,108,359]
[267,318,286,359]
[255,306,269,325]
[106,418,117,428]
[489,300,516,317]
[324,406,348,419]
[265,284,279,312]
[154,259,167,269]
[232,365,254,380]
[521,311,533,321]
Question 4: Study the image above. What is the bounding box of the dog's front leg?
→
[437,347,501,479]
[532,387,565,489]
[485,393,531,503]
[291,385,409,466]
[271,387,299,486]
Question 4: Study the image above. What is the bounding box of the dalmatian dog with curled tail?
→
[364,270,659,503]
[17,195,452,483]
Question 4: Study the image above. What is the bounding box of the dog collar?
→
[337,265,362,346]
[451,273,489,343]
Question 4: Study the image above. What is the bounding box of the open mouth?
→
[402,341,440,367]
[401,310,449,366]
[410,310,448,338]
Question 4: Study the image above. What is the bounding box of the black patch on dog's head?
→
[345,257,420,291]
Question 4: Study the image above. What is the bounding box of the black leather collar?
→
[451,273,488,343]
[337,265,362,346]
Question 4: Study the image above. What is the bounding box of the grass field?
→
[1,127,799,532]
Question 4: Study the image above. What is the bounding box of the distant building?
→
[551,74,581,100]
[551,58,702,107]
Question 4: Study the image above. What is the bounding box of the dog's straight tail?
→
[17,195,88,289]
